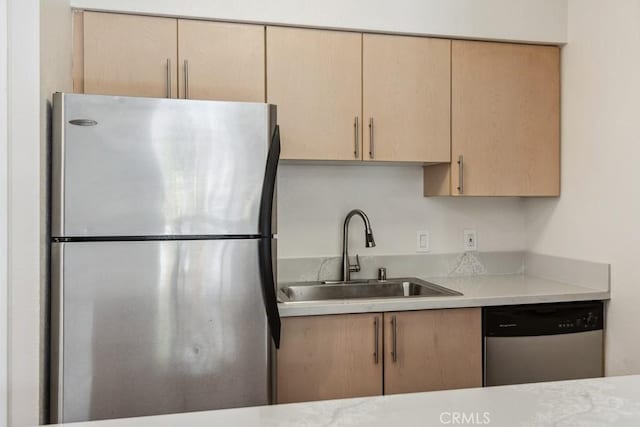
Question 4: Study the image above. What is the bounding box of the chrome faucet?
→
[342,209,376,282]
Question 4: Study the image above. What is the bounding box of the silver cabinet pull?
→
[373,316,379,364]
[457,155,464,194]
[165,58,171,98]
[184,60,190,99]
[368,117,374,159]
[391,315,398,362]
[353,116,359,159]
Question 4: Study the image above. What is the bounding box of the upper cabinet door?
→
[267,27,362,161]
[450,41,560,196]
[83,12,178,98]
[178,20,265,102]
[363,35,450,163]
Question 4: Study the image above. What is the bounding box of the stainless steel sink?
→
[278,277,462,303]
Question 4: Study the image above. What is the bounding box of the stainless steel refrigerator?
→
[49,93,281,423]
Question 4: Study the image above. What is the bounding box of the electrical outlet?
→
[416,231,430,252]
[463,229,477,251]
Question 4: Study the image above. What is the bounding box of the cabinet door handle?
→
[391,314,398,362]
[457,155,464,194]
[184,60,190,99]
[373,316,379,364]
[165,58,172,98]
[368,117,374,159]
[353,116,359,159]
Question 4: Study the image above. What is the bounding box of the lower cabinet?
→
[276,313,383,404]
[276,308,482,403]
[383,308,482,394]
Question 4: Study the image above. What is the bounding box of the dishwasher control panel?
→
[484,301,604,337]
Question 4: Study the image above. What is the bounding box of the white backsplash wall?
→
[277,164,526,258]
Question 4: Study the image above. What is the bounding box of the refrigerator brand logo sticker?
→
[69,119,98,126]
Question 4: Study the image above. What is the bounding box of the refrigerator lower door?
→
[50,240,271,423]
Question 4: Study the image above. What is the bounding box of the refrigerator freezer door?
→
[51,240,272,423]
[51,93,277,237]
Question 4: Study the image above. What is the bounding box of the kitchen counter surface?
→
[278,274,610,317]
[53,375,640,426]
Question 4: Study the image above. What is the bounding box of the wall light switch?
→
[417,231,430,252]
[463,229,477,251]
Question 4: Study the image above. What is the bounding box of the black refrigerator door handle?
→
[258,125,281,348]
[259,238,280,348]
[259,125,279,238]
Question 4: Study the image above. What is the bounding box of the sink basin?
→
[278,277,462,303]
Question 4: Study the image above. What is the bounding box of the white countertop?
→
[278,274,610,317]
[53,375,640,426]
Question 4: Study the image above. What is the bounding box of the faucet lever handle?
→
[349,254,361,273]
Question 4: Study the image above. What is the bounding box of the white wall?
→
[5,0,71,425]
[6,0,41,425]
[69,0,567,44]
[0,0,9,424]
[525,0,640,376]
[278,165,526,258]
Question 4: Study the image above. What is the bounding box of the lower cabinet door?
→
[384,308,482,394]
[277,313,383,403]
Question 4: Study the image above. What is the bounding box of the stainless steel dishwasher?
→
[484,301,604,386]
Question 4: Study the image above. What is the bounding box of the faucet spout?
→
[342,209,376,282]
[365,231,376,248]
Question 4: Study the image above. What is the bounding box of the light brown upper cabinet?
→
[276,313,383,403]
[267,27,362,161]
[363,34,450,162]
[384,308,482,395]
[424,40,560,196]
[82,12,178,98]
[177,20,265,102]
[78,12,265,102]
[77,13,561,184]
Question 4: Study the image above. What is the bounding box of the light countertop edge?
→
[277,273,610,317]
[51,375,640,427]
